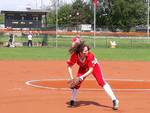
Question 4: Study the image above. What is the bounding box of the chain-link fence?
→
[0,28,150,48]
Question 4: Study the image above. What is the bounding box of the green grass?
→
[1,34,150,61]
[0,47,150,61]
[93,48,150,61]
[0,47,68,60]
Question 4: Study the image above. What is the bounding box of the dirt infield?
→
[0,60,150,113]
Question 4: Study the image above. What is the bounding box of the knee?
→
[98,81,106,87]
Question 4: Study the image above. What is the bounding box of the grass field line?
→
[25,78,150,91]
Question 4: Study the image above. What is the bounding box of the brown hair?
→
[69,42,90,54]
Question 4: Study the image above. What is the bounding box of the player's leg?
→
[69,88,78,106]
[92,64,119,110]
[69,68,86,106]
[103,83,119,110]
[28,41,30,46]
[31,40,33,47]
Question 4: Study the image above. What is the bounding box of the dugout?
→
[1,10,49,47]
[1,10,48,28]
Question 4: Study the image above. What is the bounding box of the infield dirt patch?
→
[0,60,150,113]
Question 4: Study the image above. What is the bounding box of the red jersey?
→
[67,52,98,69]
[71,34,80,43]
[72,37,80,43]
[67,52,106,87]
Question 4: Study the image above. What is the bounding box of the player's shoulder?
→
[87,52,95,59]
[70,52,78,57]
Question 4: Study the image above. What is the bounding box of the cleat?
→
[69,100,76,106]
[113,99,119,110]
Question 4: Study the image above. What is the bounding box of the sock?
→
[71,88,78,101]
[103,83,117,100]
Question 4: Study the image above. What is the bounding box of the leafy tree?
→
[87,0,112,29]
[89,0,147,31]
[70,0,92,25]
[107,0,147,31]
[0,15,4,24]
[47,10,56,27]
[46,0,147,32]
[57,4,72,26]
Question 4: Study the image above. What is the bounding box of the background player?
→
[71,34,81,47]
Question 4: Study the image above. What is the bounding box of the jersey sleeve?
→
[87,53,97,68]
[66,53,77,66]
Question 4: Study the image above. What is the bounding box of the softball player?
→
[67,42,119,110]
[71,34,81,47]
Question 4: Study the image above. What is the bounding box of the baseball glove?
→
[68,77,82,89]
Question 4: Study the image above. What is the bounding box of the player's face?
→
[80,46,89,57]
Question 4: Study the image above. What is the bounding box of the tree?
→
[0,15,4,24]
[46,0,147,32]
[47,10,56,27]
[108,0,147,31]
[71,0,92,26]
[57,4,72,26]
[87,0,112,29]
[89,0,146,31]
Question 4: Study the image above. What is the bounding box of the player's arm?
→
[67,65,74,79]
[79,67,93,80]
[67,53,77,79]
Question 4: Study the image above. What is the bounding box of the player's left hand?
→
[67,77,82,89]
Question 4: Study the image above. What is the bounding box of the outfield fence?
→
[0,29,150,48]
